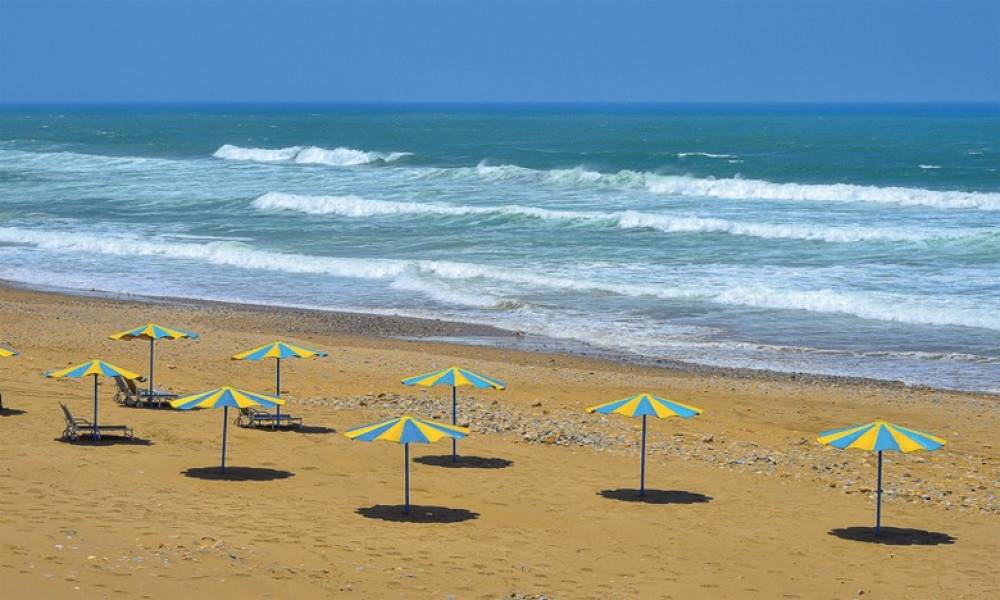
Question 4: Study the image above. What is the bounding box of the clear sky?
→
[1,0,997,104]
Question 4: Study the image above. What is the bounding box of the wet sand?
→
[0,284,996,598]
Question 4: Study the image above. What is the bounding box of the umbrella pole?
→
[451,386,457,462]
[404,443,411,515]
[876,450,883,536]
[275,358,281,429]
[93,373,99,441]
[221,406,229,473]
[640,414,647,497]
[149,338,155,403]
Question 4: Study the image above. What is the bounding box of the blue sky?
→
[1,0,997,103]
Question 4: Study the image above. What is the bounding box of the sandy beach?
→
[0,283,997,599]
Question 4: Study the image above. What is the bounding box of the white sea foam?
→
[677,152,737,159]
[390,273,508,309]
[919,164,942,169]
[253,192,982,243]
[427,162,1000,211]
[2,226,996,330]
[641,174,1000,210]
[213,144,411,166]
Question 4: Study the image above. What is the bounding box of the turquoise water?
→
[1,105,997,391]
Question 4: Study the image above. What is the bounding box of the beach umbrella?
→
[45,360,141,440]
[0,346,18,409]
[587,393,703,497]
[231,341,326,425]
[345,415,469,514]
[110,323,198,399]
[170,387,283,472]
[402,367,504,461]
[817,420,945,536]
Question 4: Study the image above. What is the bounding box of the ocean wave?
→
[919,164,942,169]
[677,152,737,159]
[213,144,411,166]
[641,173,1000,210]
[390,273,518,309]
[253,192,984,243]
[2,226,996,330]
[416,162,1000,211]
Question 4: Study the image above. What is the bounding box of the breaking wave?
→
[677,152,737,159]
[412,162,1000,211]
[213,144,411,166]
[252,192,985,243]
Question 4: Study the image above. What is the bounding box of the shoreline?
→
[3,279,992,398]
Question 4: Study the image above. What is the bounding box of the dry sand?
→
[0,284,997,599]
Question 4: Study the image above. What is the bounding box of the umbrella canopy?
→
[46,360,140,380]
[232,341,326,362]
[346,415,469,444]
[232,341,326,425]
[46,360,141,440]
[402,367,506,390]
[402,367,504,461]
[817,420,945,452]
[110,323,198,400]
[171,386,283,410]
[587,392,702,419]
[170,387,283,472]
[346,415,468,514]
[587,393,703,497]
[818,420,945,535]
[110,323,199,342]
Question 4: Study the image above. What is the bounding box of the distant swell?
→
[2,225,996,330]
[413,162,1000,211]
[252,192,984,244]
[213,144,411,166]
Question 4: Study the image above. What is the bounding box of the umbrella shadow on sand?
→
[599,488,713,504]
[356,504,480,523]
[414,454,513,469]
[828,526,955,546]
[0,408,27,417]
[182,466,295,481]
[55,436,153,447]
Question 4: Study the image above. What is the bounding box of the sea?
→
[0,104,997,392]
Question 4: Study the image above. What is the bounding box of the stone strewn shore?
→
[299,391,998,515]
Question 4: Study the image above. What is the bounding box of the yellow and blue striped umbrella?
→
[346,415,469,514]
[232,341,327,424]
[171,387,284,472]
[232,341,326,362]
[818,420,945,535]
[587,393,704,498]
[402,366,506,390]
[110,323,198,399]
[402,367,504,461]
[46,360,141,440]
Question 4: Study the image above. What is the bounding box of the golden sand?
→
[0,285,996,598]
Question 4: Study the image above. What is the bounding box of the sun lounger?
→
[59,402,133,441]
[126,377,177,408]
[113,376,142,407]
[236,406,303,429]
